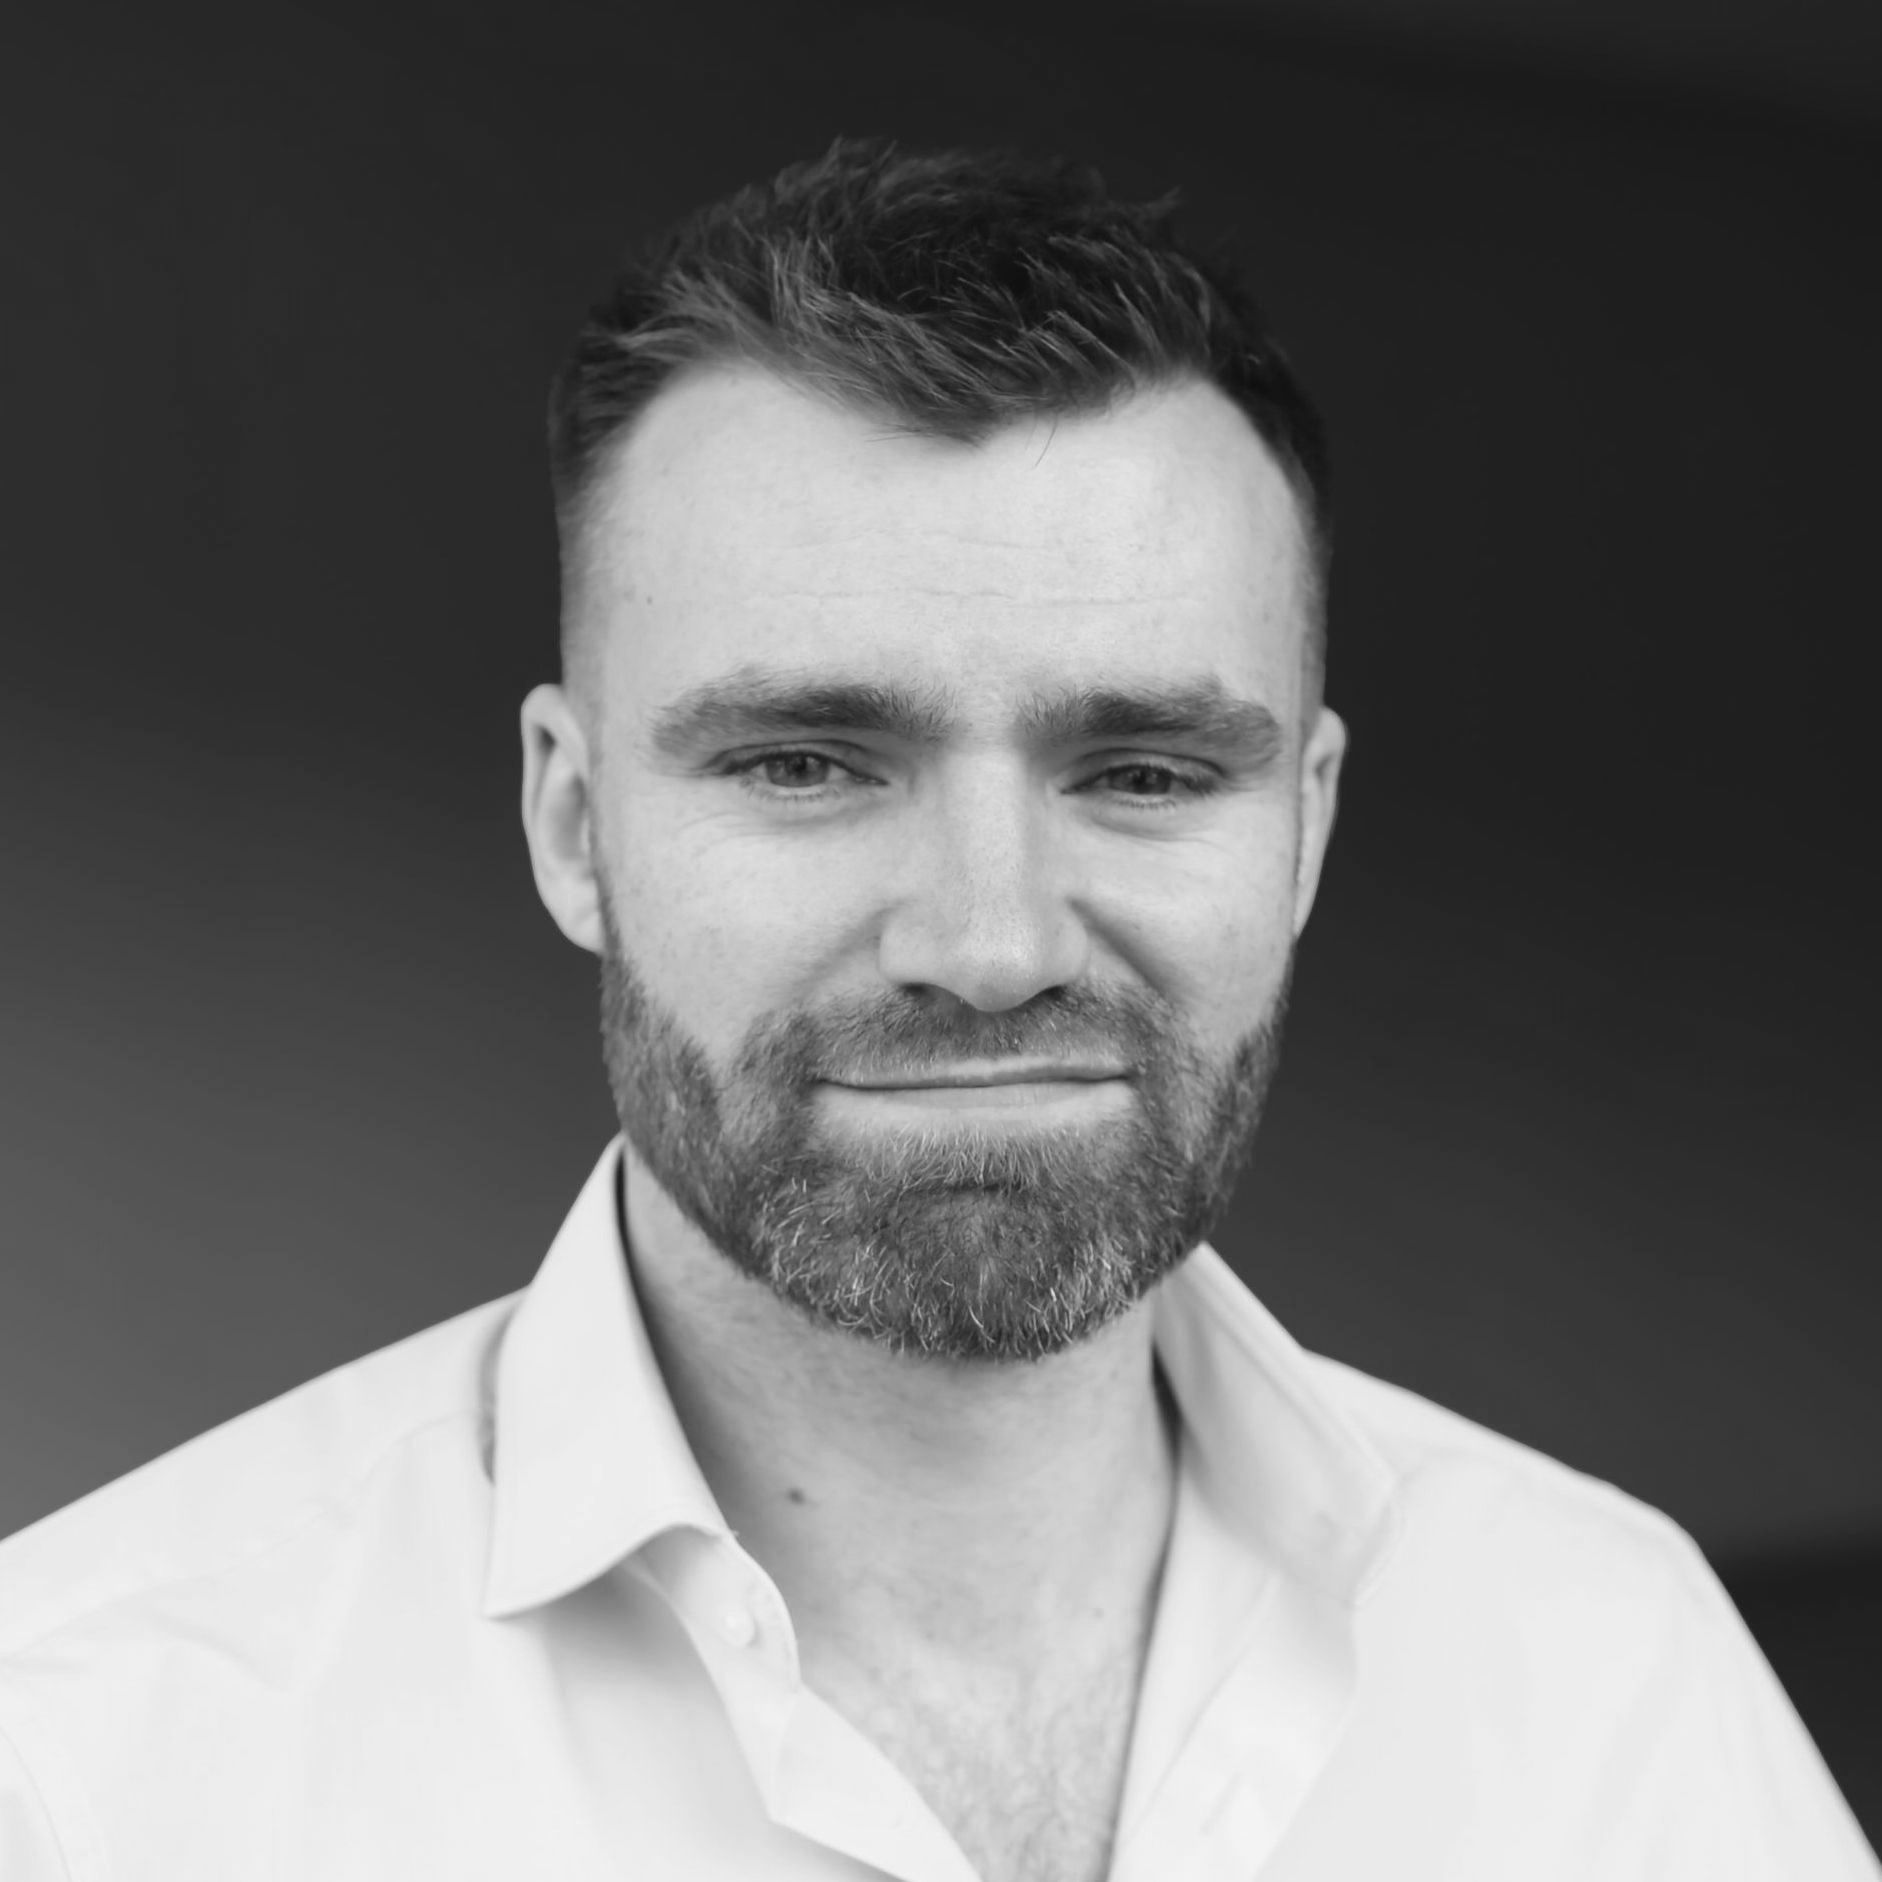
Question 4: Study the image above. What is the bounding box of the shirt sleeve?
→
[0,1717,78,1882]
[1640,1527,1880,1880]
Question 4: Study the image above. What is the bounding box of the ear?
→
[1292,705,1347,938]
[519,682,605,955]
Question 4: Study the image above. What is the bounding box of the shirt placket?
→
[634,1527,978,1882]
[1111,1568,1361,1882]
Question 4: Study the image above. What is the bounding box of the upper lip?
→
[836,1060,1129,1089]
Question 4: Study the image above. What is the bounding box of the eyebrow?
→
[1018,683,1286,764]
[648,672,955,759]
[647,667,1286,766]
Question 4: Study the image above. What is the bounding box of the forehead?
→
[573,363,1310,724]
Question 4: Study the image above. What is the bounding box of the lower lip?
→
[818,1079,1131,1118]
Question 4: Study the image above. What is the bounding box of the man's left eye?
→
[755,752,838,789]
[1107,765,1180,795]
[1093,763,1217,802]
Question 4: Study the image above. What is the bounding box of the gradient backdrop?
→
[4,0,1878,1833]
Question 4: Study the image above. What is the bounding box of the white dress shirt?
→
[0,1139,1873,1880]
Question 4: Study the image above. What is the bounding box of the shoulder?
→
[1297,1349,1817,1804]
[1305,1350,1722,1620]
[1297,1358,1880,1874]
[0,1290,522,1664]
[1311,1349,1694,1541]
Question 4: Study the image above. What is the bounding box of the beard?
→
[597,897,1291,1363]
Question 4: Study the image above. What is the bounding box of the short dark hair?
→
[550,137,1332,706]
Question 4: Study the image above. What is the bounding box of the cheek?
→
[1168,907,1292,1036]
[607,814,867,1046]
[1122,840,1298,1031]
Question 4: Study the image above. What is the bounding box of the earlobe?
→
[519,682,605,956]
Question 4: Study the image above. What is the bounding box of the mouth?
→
[819,1062,1133,1118]
[833,1060,1130,1091]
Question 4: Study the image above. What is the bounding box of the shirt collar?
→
[481,1140,723,1618]
[1151,1245,1405,1609]
[482,1137,1404,1620]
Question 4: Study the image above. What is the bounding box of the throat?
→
[807,1519,1172,1882]
[778,1348,1182,1657]
[796,1374,1181,1882]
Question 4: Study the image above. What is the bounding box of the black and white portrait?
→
[2,3,1877,1876]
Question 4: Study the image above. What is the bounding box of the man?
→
[0,140,1872,1882]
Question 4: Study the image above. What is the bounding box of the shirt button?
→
[717,1605,758,1648]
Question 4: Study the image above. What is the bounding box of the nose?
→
[874,760,1090,1013]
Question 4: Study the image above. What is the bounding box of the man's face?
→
[552,364,1342,1361]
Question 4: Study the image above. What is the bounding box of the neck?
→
[619,1145,1179,1660]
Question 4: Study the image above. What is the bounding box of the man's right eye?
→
[720,749,880,804]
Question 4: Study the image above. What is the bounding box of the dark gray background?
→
[4,0,1877,1833]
